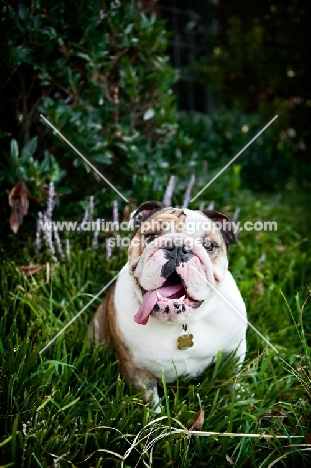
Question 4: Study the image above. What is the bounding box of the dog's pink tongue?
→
[134,284,183,325]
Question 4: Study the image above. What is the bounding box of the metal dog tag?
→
[177,325,194,350]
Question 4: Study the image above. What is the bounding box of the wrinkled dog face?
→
[128,202,237,325]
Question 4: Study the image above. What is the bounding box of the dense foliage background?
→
[1,0,310,236]
[1,0,178,228]
[188,0,311,190]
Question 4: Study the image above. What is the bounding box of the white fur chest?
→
[115,264,247,383]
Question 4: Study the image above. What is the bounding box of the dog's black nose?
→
[161,241,193,278]
[163,241,192,263]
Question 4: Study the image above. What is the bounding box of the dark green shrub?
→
[0,0,177,220]
[2,0,307,240]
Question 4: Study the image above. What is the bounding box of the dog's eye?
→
[203,239,215,252]
[143,233,159,243]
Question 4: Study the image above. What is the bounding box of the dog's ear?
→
[204,210,238,249]
[131,201,164,231]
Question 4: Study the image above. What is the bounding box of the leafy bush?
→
[1,137,64,196]
[1,0,308,238]
[163,110,305,193]
[0,0,177,219]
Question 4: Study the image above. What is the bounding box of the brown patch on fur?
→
[199,209,237,249]
[138,208,186,235]
[90,285,157,403]
[128,208,186,269]
[195,214,228,268]
[89,287,114,344]
[202,231,227,264]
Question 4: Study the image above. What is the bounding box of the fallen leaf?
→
[226,454,234,464]
[18,264,47,276]
[189,407,205,431]
[7,179,30,233]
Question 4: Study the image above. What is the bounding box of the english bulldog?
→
[89,201,247,411]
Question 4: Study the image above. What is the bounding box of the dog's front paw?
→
[144,385,162,413]
[153,402,162,414]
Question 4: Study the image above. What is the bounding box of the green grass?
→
[1,188,311,467]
